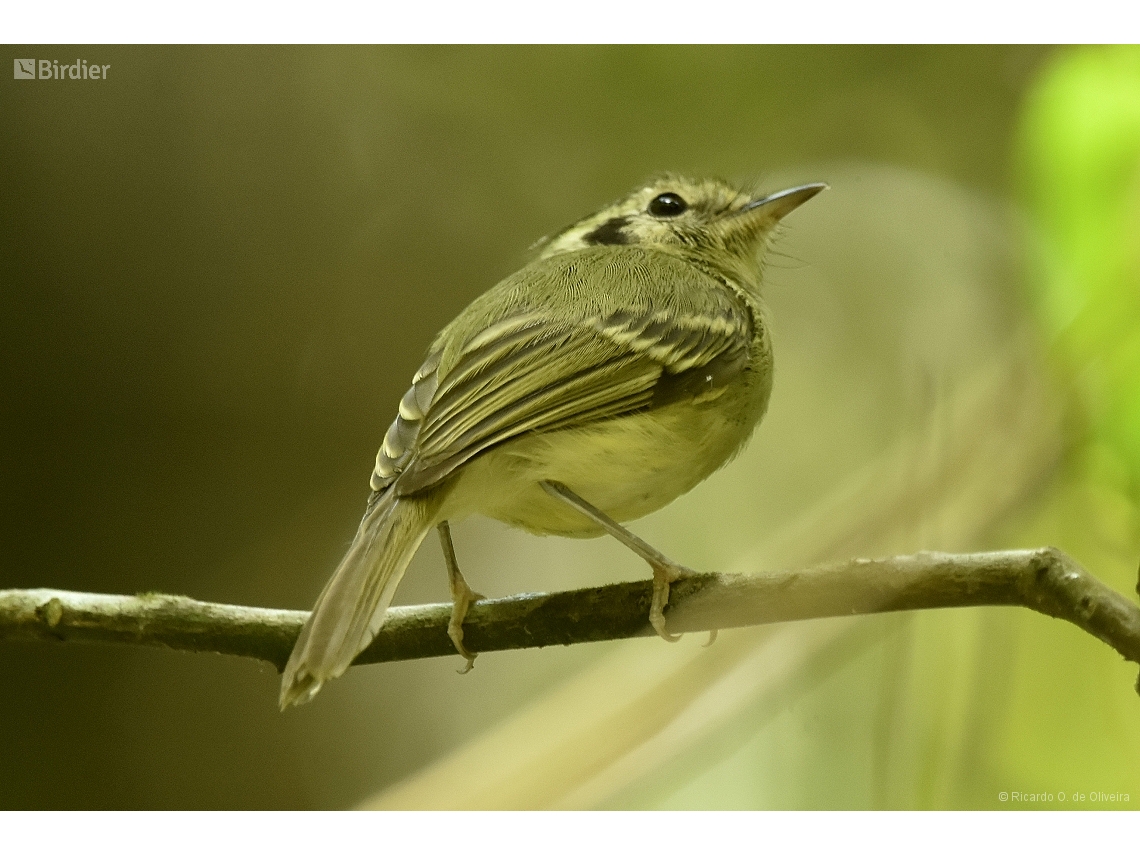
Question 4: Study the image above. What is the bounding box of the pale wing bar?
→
[373,302,751,497]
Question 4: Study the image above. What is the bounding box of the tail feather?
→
[280,491,437,709]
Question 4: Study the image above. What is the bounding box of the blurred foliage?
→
[1018,46,1140,497]
[984,44,1140,811]
[3,45,1138,810]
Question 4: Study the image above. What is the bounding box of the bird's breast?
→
[439,371,770,537]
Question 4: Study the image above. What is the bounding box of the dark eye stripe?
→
[584,216,631,245]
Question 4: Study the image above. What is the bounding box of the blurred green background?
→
[2,45,1138,809]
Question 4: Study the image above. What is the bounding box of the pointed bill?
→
[741,182,828,220]
[713,182,827,247]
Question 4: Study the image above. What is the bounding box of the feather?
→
[279,490,439,709]
[373,248,755,498]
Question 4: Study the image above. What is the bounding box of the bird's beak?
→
[715,182,827,249]
[736,182,828,225]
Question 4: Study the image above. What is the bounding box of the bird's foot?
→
[448,575,484,674]
[650,561,693,642]
[438,520,484,673]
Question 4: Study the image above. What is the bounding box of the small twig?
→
[2,548,1139,692]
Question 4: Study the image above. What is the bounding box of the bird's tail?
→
[280,490,438,709]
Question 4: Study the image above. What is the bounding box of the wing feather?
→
[369,251,755,497]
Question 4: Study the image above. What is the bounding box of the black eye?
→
[648,192,688,217]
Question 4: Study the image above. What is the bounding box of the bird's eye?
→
[648,192,688,217]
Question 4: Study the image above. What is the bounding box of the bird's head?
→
[536,174,826,278]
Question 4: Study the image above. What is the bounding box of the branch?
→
[3,548,1139,691]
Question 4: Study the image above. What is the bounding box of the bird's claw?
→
[650,562,692,642]
[448,587,484,674]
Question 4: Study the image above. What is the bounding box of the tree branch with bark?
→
[3,548,1139,694]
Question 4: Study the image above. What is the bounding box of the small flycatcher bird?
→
[280,174,825,708]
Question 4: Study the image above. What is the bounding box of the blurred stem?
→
[2,548,1139,691]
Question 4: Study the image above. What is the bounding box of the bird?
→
[279,174,826,709]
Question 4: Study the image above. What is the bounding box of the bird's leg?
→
[437,520,483,673]
[540,480,692,642]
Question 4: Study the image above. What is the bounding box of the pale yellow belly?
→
[439,394,761,537]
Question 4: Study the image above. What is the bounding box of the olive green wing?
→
[370,264,753,496]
